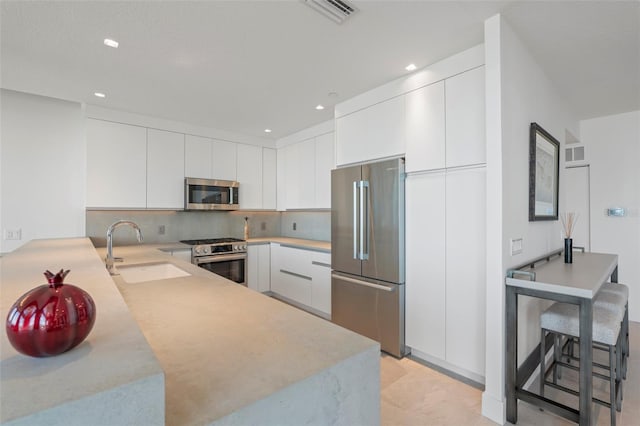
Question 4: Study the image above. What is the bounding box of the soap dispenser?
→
[243,217,249,240]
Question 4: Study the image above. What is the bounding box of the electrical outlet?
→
[293,222,297,231]
[4,228,22,240]
[158,225,166,235]
[510,238,523,256]
[261,222,266,231]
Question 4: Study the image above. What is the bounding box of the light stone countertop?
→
[0,238,164,424]
[248,237,330,252]
[97,242,374,425]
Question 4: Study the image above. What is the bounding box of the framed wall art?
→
[529,122,560,221]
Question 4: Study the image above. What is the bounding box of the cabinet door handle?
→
[360,180,369,260]
[331,273,395,292]
[280,269,312,281]
[353,181,358,259]
[311,261,331,268]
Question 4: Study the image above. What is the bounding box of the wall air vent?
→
[303,0,358,24]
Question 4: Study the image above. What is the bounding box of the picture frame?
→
[529,122,559,221]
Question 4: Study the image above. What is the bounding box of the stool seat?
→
[541,303,622,346]
[595,291,627,317]
[602,282,629,300]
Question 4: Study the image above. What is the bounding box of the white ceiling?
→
[1,1,638,140]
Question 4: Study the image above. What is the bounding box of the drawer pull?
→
[280,269,312,281]
[311,261,331,268]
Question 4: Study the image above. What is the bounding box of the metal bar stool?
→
[540,300,624,425]
[600,283,630,378]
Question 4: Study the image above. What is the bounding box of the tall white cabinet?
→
[405,172,446,360]
[406,167,486,379]
[236,144,263,209]
[403,65,487,381]
[146,129,185,209]
[86,119,147,209]
[444,167,486,375]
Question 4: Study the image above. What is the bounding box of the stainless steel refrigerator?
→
[331,157,406,358]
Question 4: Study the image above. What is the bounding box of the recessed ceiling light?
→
[94,92,106,98]
[264,129,272,133]
[405,63,417,71]
[104,38,119,48]
[315,104,325,110]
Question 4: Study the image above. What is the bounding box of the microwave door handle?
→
[229,187,233,205]
[353,181,358,259]
[361,180,369,260]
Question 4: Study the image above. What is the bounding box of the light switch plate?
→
[511,238,523,256]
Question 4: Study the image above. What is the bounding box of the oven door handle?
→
[194,253,247,264]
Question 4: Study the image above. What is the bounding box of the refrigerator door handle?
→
[360,180,369,260]
[353,181,359,259]
[331,273,395,292]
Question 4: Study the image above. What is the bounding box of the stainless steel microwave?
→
[184,177,240,210]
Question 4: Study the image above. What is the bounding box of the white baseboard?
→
[481,392,505,425]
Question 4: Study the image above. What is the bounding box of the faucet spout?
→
[106,220,143,275]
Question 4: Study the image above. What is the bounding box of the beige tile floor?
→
[381,322,640,425]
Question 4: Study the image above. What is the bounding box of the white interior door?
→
[565,166,590,251]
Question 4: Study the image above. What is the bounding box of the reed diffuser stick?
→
[560,212,579,238]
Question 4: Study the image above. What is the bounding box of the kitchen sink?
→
[117,262,191,283]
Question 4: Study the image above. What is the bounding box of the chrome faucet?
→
[106,220,143,275]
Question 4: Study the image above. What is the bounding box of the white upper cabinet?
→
[284,140,315,209]
[185,135,213,178]
[445,66,486,168]
[336,96,405,166]
[86,119,147,209]
[212,140,237,181]
[405,82,446,173]
[236,144,263,209]
[314,132,334,208]
[262,148,277,210]
[146,129,185,209]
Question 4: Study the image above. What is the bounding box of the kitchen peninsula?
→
[0,238,379,425]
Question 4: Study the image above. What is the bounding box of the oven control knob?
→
[195,247,201,255]
[242,244,247,251]
[202,247,209,254]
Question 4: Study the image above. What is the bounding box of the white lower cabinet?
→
[248,244,270,293]
[169,249,192,263]
[310,251,331,315]
[406,166,486,379]
[269,243,331,316]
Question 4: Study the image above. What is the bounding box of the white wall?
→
[0,89,86,253]
[580,110,640,320]
[482,15,580,424]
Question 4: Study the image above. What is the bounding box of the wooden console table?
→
[505,250,618,425]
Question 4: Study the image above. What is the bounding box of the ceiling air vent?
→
[303,0,358,24]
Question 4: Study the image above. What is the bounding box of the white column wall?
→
[581,111,640,321]
[0,89,86,253]
[482,15,580,424]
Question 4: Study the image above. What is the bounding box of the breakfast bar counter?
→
[1,238,380,425]
[505,250,619,425]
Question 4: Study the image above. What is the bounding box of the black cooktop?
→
[180,238,245,246]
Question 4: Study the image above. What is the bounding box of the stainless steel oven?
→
[180,238,247,285]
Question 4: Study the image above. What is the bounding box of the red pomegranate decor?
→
[5,269,96,357]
